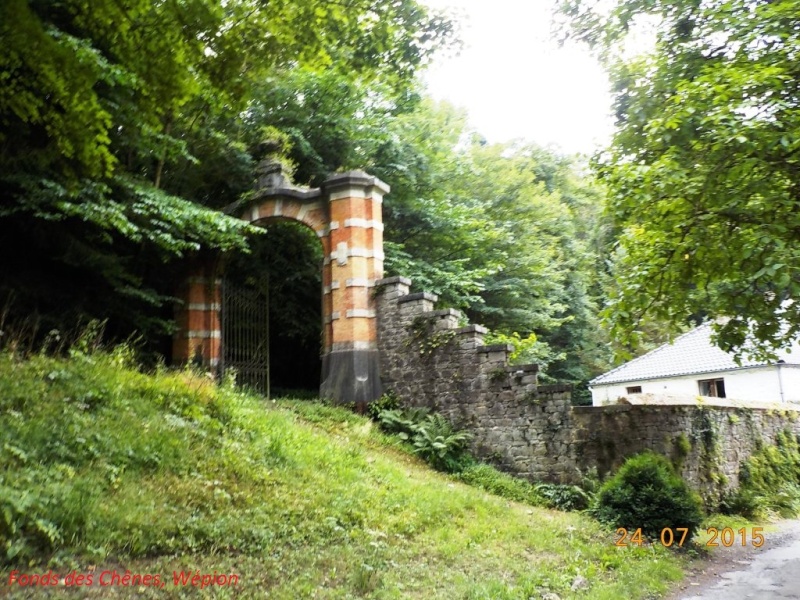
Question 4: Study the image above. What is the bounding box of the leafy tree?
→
[243,69,419,188]
[0,0,454,340]
[373,100,497,309]
[560,0,800,359]
[366,101,612,388]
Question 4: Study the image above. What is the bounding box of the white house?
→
[590,323,800,406]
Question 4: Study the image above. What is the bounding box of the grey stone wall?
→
[572,403,800,505]
[375,276,800,505]
[375,276,575,482]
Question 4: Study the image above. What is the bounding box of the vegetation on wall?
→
[724,429,800,518]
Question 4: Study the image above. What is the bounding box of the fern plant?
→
[377,407,429,440]
[376,408,471,472]
[412,413,472,472]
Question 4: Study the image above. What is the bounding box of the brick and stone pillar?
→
[173,256,222,370]
[319,172,388,407]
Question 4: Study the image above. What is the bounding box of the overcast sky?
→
[421,0,615,155]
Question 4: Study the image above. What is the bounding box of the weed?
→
[411,413,472,472]
[351,563,382,595]
[535,483,592,511]
[487,367,507,383]
[406,317,457,356]
[674,433,692,458]
[458,464,547,507]
[366,390,400,420]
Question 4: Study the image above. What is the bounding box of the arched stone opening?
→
[221,218,323,397]
[173,159,389,407]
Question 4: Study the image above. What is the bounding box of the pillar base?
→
[320,348,382,408]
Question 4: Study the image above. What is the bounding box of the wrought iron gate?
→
[221,278,269,396]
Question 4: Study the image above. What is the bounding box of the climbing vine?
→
[691,407,727,505]
[405,316,457,356]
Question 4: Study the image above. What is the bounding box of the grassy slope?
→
[0,348,685,598]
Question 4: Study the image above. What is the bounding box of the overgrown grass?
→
[458,463,548,507]
[0,347,686,598]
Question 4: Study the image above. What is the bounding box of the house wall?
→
[590,366,796,406]
[778,365,800,403]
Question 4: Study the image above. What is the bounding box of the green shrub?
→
[765,482,800,517]
[719,488,761,518]
[535,483,591,511]
[411,413,471,473]
[366,391,400,420]
[591,452,704,541]
[376,407,429,439]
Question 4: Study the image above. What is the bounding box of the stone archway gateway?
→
[173,158,389,406]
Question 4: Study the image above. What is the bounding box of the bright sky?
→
[422,0,615,156]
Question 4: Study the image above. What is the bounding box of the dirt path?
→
[666,520,800,600]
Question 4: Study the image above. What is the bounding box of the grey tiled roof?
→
[591,323,800,385]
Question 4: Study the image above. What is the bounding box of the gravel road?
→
[672,520,800,600]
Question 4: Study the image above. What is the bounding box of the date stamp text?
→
[615,526,765,548]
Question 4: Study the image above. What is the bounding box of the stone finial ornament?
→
[255,139,293,190]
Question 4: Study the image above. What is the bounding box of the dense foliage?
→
[250,82,614,391]
[560,0,800,359]
[2,0,615,393]
[366,101,613,385]
[0,0,454,341]
[591,452,704,541]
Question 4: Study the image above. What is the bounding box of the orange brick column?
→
[319,171,388,407]
[173,256,222,370]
